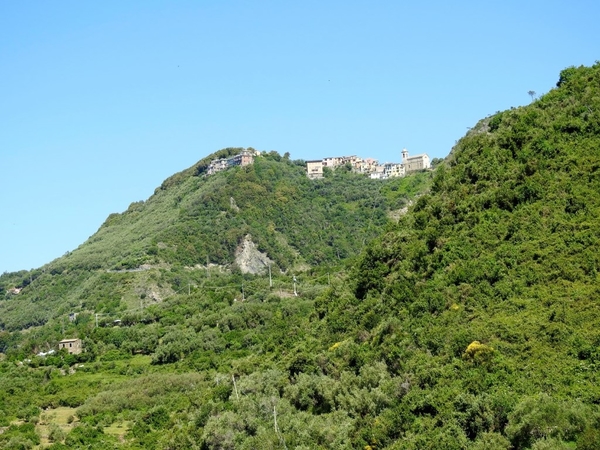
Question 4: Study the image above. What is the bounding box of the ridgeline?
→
[0,152,429,331]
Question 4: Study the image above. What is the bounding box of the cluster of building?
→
[206,149,258,175]
[202,147,430,180]
[306,149,430,180]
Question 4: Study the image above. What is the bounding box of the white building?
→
[383,162,405,178]
[369,165,386,179]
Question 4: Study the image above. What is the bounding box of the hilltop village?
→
[206,148,431,179]
[206,149,258,175]
[306,148,430,179]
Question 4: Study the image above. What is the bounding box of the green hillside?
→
[0,151,432,449]
[0,152,429,331]
[334,62,600,448]
[1,63,599,449]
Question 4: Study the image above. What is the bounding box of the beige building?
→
[322,156,343,168]
[306,160,324,179]
[59,338,82,355]
[402,148,430,173]
[308,155,362,178]
[358,158,379,174]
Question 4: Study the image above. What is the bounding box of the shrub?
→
[48,423,66,443]
[506,394,588,448]
[463,341,494,364]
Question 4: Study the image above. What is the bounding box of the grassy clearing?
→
[103,420,131,442]
[37,406,78,447]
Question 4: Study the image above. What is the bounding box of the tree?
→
[528,90,536,101]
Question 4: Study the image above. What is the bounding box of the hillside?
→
[329,62,600,448]
[0,151,433,449]
[1,63,599,450]
[0,152,430,332]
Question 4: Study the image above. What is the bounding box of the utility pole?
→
[293,276,297,297]
[232,374,239,400]
[273,405,288,450]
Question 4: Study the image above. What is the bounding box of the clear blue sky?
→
[1,1,599,273]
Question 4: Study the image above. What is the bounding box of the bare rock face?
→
[388,200,413,222]
[235,235,273,275]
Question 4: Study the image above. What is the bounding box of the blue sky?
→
[1,0,599,273]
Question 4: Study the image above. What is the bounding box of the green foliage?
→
[64,423,117,449]
[0,423,40,450]
[471,432,511,450]
[0,149,430,331]
[327,62,600,447]
[48,423,66,443]
[506,394,587,448]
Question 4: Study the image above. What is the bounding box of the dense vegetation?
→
[1,62,600,449]
[0,152,429,331]
[340,62,600,448]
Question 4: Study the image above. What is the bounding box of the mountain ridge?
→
[0,151,431,330]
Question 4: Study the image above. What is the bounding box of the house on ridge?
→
[401,148,430,173]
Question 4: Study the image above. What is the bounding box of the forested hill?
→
[354,63,600,304]
[0,152,430,330]
[320,63,600,447]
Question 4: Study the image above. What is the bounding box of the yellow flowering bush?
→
[463,341,494,363]
[329,341,342,351]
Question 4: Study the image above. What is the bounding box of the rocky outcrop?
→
[235,235,273,275]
